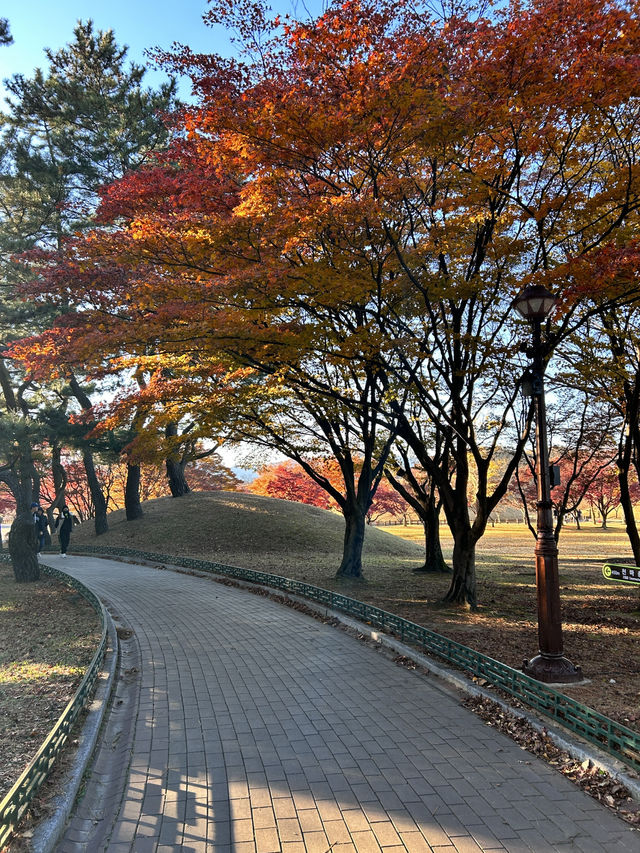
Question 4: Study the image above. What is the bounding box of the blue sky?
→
[0,0,324,102]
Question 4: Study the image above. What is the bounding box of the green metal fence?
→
[72,544,640,774]
[0,559,108,850]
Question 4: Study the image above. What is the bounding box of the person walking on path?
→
[54,505,78,557]
[34,506,49,553]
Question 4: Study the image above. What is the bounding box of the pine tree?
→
[0,19,11,46]
[0,21,177,576]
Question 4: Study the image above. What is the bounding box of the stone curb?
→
[29,561,119,853]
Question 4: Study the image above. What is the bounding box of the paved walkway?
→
[45,555,638,853]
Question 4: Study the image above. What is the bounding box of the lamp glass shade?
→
[512,285,557,321]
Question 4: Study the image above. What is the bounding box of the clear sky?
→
[0,0,324,102]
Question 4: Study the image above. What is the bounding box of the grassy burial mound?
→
[73,490,425,580]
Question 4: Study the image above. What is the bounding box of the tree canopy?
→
[11,0,640,597]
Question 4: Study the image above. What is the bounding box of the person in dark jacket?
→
[34,506,49,553]
[54,506,78,557]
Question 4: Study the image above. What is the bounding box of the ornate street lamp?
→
[513,284,583,684]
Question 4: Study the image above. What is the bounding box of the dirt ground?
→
[0,568,100,802]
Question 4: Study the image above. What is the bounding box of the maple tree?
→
[581,463,625,528]
[362,0,640,604]
[558,305,640,564]
[247,457,409,525]
[159,421,237,498]
[35,457,172,520]
[179,454,243,492]
[364,479,408,525]
[248,460,334,509]
[385,442,450,574]
[12,0,640,601]
[223,379,398,577]
[528,300,639,566]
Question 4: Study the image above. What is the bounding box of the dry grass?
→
[0,567,100,801]
[73,491,640,728]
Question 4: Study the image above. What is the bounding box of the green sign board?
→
[602,563,640,585]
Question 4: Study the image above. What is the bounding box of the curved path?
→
[47,554,638,853]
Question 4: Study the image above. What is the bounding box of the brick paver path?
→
[50,555,639,853]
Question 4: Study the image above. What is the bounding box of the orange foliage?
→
[184,455,243,492]
[13,0,640,394]
[9,0,640,589]
[247,457,409,521]
[247,460,335,509]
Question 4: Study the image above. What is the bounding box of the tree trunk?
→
[413,498,450,574]
[166,457,191,497]
[336,504,367,579]
[125,462,144,520]
[43,441,66,550]
[442,525,477,607]
[49,441,67,517]
[9,511,39,582]
[165,422,191,497]
[69,377,109,535]
[83,450,108,535]
[2,455,39,580]
[618,441,640,564]
[439,448,478,608]
[384,465,449,573]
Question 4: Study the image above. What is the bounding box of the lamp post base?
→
[522,654,583,684]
